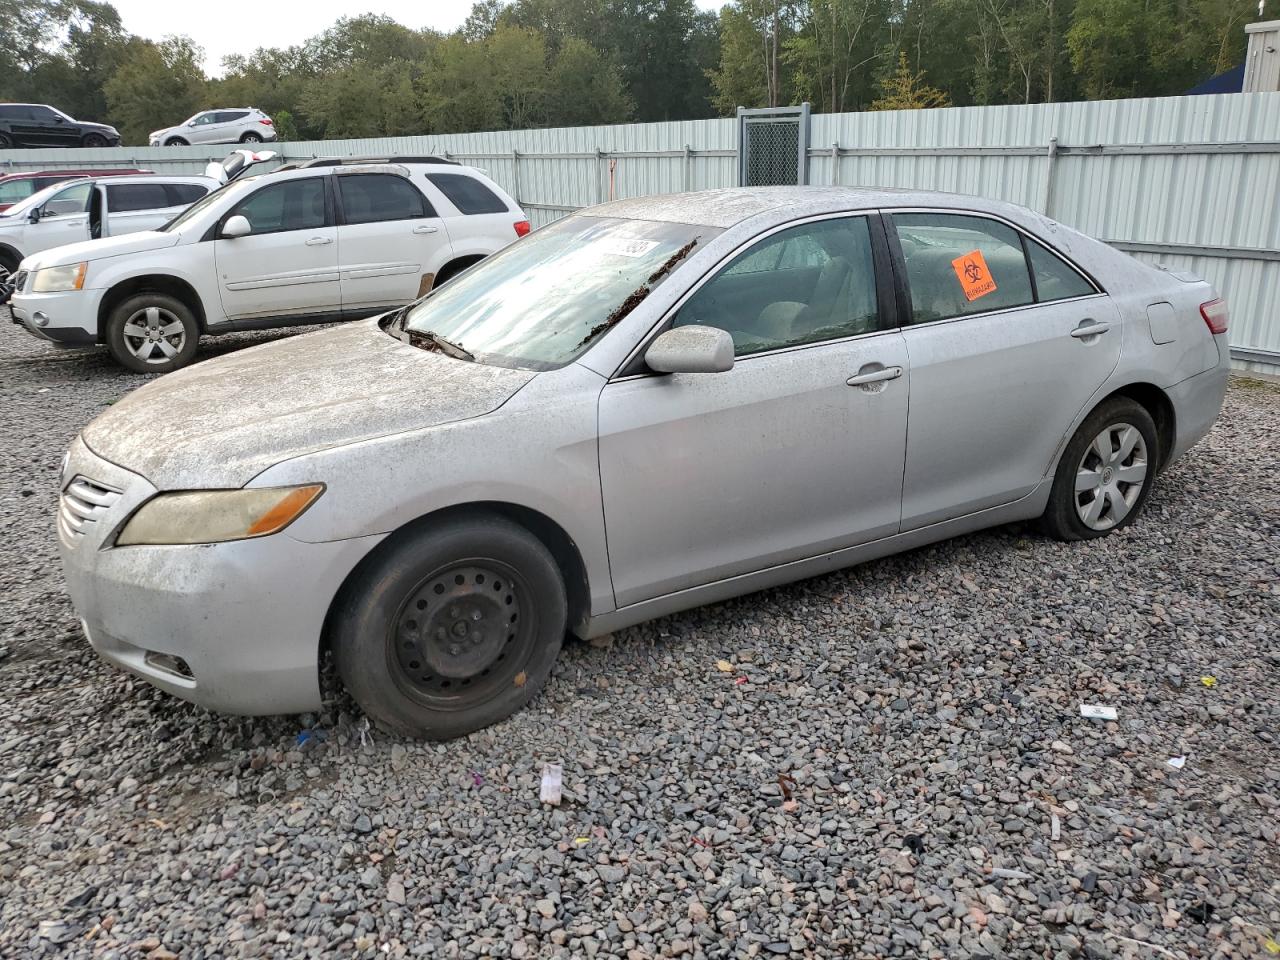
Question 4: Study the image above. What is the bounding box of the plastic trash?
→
[1167,756,1187,770]
[1080,704,1118,720]
[715,659,733,672]
[904,834,926,855]
[470,770,484,787]
[539,762,563,806]
[1200,676,1217,688]
[1186,901,1215,923]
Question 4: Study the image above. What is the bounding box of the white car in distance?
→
[150,108,277,147]
[10,157,530,371]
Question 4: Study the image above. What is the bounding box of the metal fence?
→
[4,92,1278,374]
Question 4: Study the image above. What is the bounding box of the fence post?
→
[1042,136,1058,217]
[512,149,521,206]
[831,143,839,185]
[596,149,605,204]
[683,145,692,192]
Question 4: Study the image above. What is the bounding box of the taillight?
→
[1200,299,1228,335]
[514,220,531,238]
[259,119,273,126]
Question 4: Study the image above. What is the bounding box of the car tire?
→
[164,137,188,147]
[239,131,263,143]
[82,133,109,148]
[0,248,19,275]
[332,512,567,740]
[0,133,12,149]
[1040,397,1159,541]
[104,292,200,374]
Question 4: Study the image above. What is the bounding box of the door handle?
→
[304,236,333,246]
[413,225,439,235]
[1070,319,1111,339]
[846,365,903,387]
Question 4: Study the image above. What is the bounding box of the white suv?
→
[10,157,530,372]
[150,108,277,147]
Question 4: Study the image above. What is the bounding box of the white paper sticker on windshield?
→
[598,237,660,258]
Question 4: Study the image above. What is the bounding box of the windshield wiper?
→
[576,237,700,348]
[406,328,475,362]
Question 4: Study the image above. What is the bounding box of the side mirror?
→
[645,326,734,374]
[221,215,251,239]
[28,208,40,224]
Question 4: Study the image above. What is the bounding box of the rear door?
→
[102,182,178,237]
[213,111,250,142]
[212,175,340,321]
[334,172,447,311]
[888,210,1120,530]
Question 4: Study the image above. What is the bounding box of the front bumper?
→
[11,288,102,347]
[58,436,385,716]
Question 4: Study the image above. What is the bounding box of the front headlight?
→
[116,484,324,546]
[31,262,87,293]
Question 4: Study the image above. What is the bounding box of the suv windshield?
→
[400,216,716,370]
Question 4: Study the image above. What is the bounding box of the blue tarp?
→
[1186,66,1245,95]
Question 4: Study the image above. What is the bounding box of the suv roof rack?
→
[299,156,460,168]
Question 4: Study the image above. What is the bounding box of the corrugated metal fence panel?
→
[3,95,1278,372]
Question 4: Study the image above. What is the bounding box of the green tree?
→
[546,36,632,126]
[104,36,207,144]
[869,50,951,109]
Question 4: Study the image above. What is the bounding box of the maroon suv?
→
[0,168,154,213]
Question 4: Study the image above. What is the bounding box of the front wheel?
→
[105,293,200,373]
[332,513,567,740]
[164,137,188,147]
[82,133,109,148]
[1041,397,1159,541]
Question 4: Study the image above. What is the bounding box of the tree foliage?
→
[0,0,1260,145]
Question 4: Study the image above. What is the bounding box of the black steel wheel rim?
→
[387,560,535,709]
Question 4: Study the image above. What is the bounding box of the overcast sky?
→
[108,0,723,75]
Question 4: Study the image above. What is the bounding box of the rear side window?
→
[892,212,1035,323]
[338,174,431,224]
[1026,238,1096,302]
[426,173,509,215]
[0,106,21,120]
[228,178,327,235]
[215,111,250,123]
[106,183,173,212]
[165,183,209,206]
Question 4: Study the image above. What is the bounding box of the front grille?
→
[58,476,122,541]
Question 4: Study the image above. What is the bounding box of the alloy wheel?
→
[1074,422,1148,531]
[120,306,186,364]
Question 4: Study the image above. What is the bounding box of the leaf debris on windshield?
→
[577,238,699,347]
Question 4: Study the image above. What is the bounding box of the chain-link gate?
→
[737,103,811,187]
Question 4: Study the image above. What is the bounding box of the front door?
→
[598,214,909,607]
[213,176,340,321]
[889,211,1122,530]
[334,172,449,311]
[30,182,93,253]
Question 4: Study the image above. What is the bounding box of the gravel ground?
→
[0,309,1277,959]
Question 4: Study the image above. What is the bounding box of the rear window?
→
[426,173,509,215]
[0,178,36,204]
[106,182,173,212]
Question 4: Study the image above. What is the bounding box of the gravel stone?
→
[0,314,1277,958]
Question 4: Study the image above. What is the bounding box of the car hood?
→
[82,319,537,489]
[22,232,181,270]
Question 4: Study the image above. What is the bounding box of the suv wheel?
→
[164,137,188,147]
[82,133,109,148]
[332,512,568,740]
[1041,397,1159,541]
[239,131,263,143]
[105,293,200,373]
[0,133,12,149]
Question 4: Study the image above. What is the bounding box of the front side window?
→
[107,183,172,212]
[674,217,880,357]
[0,179,36,204]
[28,106,57,121]
[339,174,430,224]
[41,182,93,218]
[401,215,715,370]
[191,113,214,126]
[892,212,1035,323]
[426,173,508,215]
[227,178,327,235]
[1027,238,1097,302]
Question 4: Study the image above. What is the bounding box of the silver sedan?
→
[58,187,1230,738]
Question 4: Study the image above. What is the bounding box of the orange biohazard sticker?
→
[951,249,997,301]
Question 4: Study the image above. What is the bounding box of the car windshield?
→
[157,179,250,233]
[0,180,83,219]
[399,215,716,370]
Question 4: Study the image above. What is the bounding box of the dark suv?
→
[0,104,121,149]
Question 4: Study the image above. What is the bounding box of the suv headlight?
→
[116,484,324,546]
[31,262,87,293]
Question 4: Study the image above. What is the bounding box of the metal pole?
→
[1042,136,1058,217]
[683,145,692,192]
[596,150,605,204]
[512,149,521,207]
[831,143,839,185]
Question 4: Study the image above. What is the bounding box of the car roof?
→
[298,155,459,168]
[588,186,1042,229]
